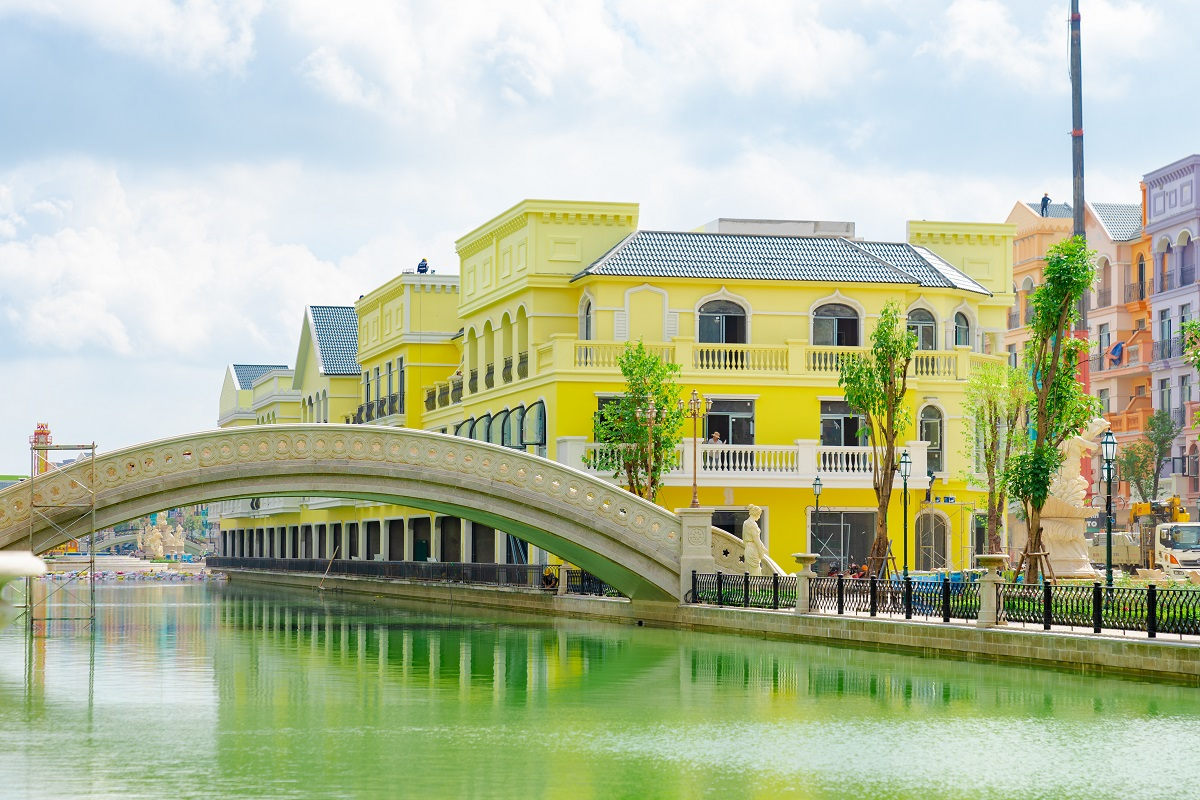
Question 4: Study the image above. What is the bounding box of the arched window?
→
[698,300,746,344]
[579,298,594,341]
[472,414,491,441]
[455,418,473,438]
[489,410,508,445]
[522,401,546,447]
[920,406,944,472]
[812,303,859,346]
[506,406,525,449]
[907,309,936,351]
[954,312,971,348]
[917,512,948,571]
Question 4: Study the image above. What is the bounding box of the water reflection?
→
[0,583,1199,799]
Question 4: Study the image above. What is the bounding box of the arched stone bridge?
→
[0,426,719,601]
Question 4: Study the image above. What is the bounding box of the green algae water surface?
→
[1,582,1198,800]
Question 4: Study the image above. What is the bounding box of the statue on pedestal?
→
[742,505,766,576]
[1041,417,1109,578]
[145,524,164,559]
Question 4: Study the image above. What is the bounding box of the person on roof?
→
[1041,193,1051,217]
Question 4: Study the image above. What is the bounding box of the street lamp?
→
[678,389,712,508]
[812,475,823,570]
[899,451,912,580]
[1101,429,1117,588]
[635,396,668,492]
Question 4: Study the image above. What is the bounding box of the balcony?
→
[692,343,788,372]
[469,369,478,394]
[1171,406,1187,427]
[437,384,450,408]
[424,389,436,412]
[562,437,931,490]
[485,364,495,390]
[502,356,513,384]
[517,351,529,379]
[1157,272,1177,293]
[389,392,405,416]
[450,379,462,404]
[1152,336,1183,362]
[1096,287,1111,308]
[1124,282,1149,303]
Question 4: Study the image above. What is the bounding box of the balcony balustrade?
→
[1124,282,1149,303]
[1007,309,1019,329]
[364,403,375,422]
[450,379,462,404]
[468,369,478,394]
[565,437,930,489]
[1152,336,1183,362]
[1184,266,1197,286]
[1158,272,1176,293]
[424,389,436,412]
[375,397,388,418]
[692,344,788,372]
[1172,406,1187,427]
[517,351,529,379]
[485,364,495,390]
[502,356,513,384]
[437,384,450,408]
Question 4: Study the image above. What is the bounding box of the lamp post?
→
[899,451,912,579]
[812,475,824,571]
[635,396,668,495]
[678,389,712,508]
[1101,430,1117,588]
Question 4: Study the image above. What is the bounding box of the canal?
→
[0,582,1197,799]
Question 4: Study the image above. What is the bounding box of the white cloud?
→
[0,0,264,71]
[282,0,872,122]
[921,0,1160,95]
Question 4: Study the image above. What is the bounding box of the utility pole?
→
[1071,0,1087,329]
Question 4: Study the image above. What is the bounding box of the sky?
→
[0,0,1196,473]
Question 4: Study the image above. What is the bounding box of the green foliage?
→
[838,301,917,545]
[586,340,683,502]
[1116,410,1183,503]
[1008,235,1099,578]
[960,361,1030,552]
[1184,318,1200,375]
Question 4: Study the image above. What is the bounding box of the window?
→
[506,406,525,449]
[1160,309,1172,342]
[363,371,371,403]
[579,298,594,341]
[1006,344,1018,368]
[386,362,394,397]
[1183,304,1193,327]
[472,414,491,441]
[489,410,508,445]
[1098,323,1110,354]
[705,399,754,445]
[1182,374,1193,405]
[522,401,546,447]
[920,406,944,472]
[1098,388,1110,414]
[916,512,948,571]
[455,418,473,438]
[809,510,876,575]
[699,300,747,344]
[820,400,863,447]
[907,309,936,350]
[954,312,971,348]
[812,303,859,346]
[1160,378,1172,412]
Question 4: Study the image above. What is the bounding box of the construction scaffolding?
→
[16,425,98,632]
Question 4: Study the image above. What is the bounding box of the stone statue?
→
[136,526,144,551]
[145,524,164,559]
[1040,417,1110,578]
[742,505,766,576]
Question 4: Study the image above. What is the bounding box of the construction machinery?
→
[1131,497,1192,572]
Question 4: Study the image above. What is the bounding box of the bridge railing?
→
[207,557,622,597]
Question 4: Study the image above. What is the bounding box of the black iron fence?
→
[689,573,1200,638]
[206,557,621,596]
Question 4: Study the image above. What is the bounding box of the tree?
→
[1116,410,1183,503]
[587,340,683,502]
[1004,236,1100,581]
[838,300,917,573]
[960,362,1029,554]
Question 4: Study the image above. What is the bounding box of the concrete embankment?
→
[224,568,1200,684]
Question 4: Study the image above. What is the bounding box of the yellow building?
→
[218,201,1015,578]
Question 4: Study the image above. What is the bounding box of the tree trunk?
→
[987,495,1003,554]
[868,470,893,575]
[1023,506,1043,582]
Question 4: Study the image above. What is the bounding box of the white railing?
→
[816,445,875,473]
[559,437,929,487]
[699,444,798,473]
[805,346,866,373]
[911,352,957,378]
[692,344,788,372]
[575,342,674,368]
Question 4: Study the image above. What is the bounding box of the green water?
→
[1,583,1199,799]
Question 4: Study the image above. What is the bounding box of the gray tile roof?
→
[309,305,361,376]
[232,364,288,390]
[1026,201,1074,219]
[573,231,991,295]
[1092,202,1143,241]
